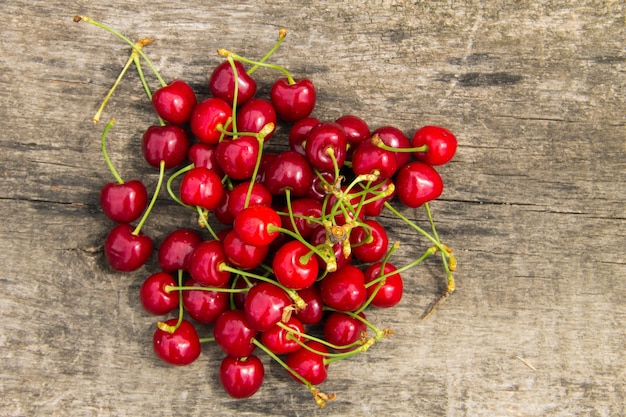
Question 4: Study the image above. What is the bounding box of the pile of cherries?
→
[77,16,458,408]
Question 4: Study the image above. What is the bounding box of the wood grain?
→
[1,1,624,416]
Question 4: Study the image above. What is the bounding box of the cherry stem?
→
[132,50,166,126]
[266,224,334,268]
[164,285,249,294]
[157,269,184,333]
[199,337,216,343]
[247,28,287,75]
[100,119,124,184]
[382,201,446,252]
[370,134,427,153]
[73,16,167,87]
[279,322,362,352]
[196,205,219,240]
[217,49,296,85]
[133,160,164,235]
[166,163,194,208]
[226,55,240,135]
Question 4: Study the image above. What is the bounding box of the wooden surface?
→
[1,1,624,416]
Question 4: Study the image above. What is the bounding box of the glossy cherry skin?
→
[320,264,367,312]
[187,143,223,177]
[209,60,257,106]
[187,239,231,287]
[215,136,260,181]
[270,78,316,122]
[364,262,403,308]
[359,178,395,217]
[285,340,329,385]
[219,355,264,399]
[323,311,367,352]
[151,79,197,125]
[272,240,319,290]
[182,278,229,325]
[372,126,411,167]
[411,125,458,166]
[349,219,389,263]
[222,229,269,270]
[100,180,147,224]
[233,205,282,247]
[244,282,292,332]
[214,190,234,225]
[336,114,370,149]
[157,228,202,272]
[141,125,190,169]
[307,171,335,201]
[236,98,277,141]
[260,316,305,355]
[305,122,348,172]
[179,167,224,211]
[263,150,314,197]
[395,161,443,208]
[190,97,232,144]
[153,319,201,366]
[213,309,258,357]
[351,140,398,179]
[289,117,320,155]
[294,284,324,325]
[227,182,272,218]
[139,271,178,315]
[104,223,153,272]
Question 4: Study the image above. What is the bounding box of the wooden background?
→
[1,1,624,416]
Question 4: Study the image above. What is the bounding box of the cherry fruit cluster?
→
[76,16,458,408]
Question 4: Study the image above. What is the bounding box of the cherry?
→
[214,190,235,225]
[244,282,292,331]
[139,271,178,315]
[104,223,153,272]
[222,229,269,270]
[320,264,366,312]
[100,180,148,224]
[263,150,314,197]
[260,315,305,354]
[215,136,260,181]
[190,97,232,145]
[187,143,223,177]
[182,278,229,325]
[323,311,367,352]
[335,114,370,149]
[372,126,411,167]
[411,125,458,166]
[157,228,202,272]
[349,219,389,263]
[305,122,347,172]
[153,318,201,366]
[219,355,265,399]
[359,178,395,217]
[227,182,272,218]
[209,60,257,106]
[151,79,197,125]
[280,197,322,239]
[272,240,319,290]
[270,78,316,122]
[289,117,320,155]
[233,205,282,247]
[285,340,329,385]
[395,161,443,208]
[351,140,397,179]
[294,284,324,325]
[187,239,231,287]
[307,171,335,201]
[213,309,258,357]
[179,166,224,211]
[236,98,277,141]
[364,262,403,308]
[309,225,352,271]
[141,125,189,169]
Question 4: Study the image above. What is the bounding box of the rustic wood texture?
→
[1,1,624,416]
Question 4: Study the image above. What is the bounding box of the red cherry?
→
[215,136,260,181]
[395,161,443,208]
[244,282,292,331]
[349,219,389,263]
[279,197,322,239]
[190,97,232,145]
[157,228,202,272]
[262,150,314,197]
[219,355,265,399]
[227,182,272,218]
[285,340,329,385]
[100,180,147,223]
[104,223,153,272]
[289,117,320,155]
[359,178,395,217]
[141,125,190,169]
[151,79,197,125]
[182,278,229,325]
[364,262,403,308]
[272,240,319,290]
[323,311,367,352]
[260,316,305,355]
[351,140,398,179]
[411,125,458,166]
[209,60,257,106]
[320,264,366,312]
[294,284,324,325]
[179,167,224,211]
[236,98,277,141]
[305,122,347,172]
[233,205,282,247]
[222,229,269,270]
[214,190,235,225]
[187,239,231,287]
[153,319,201,366]
[187,143,224,177]
[307,171,335,201]
[270,78,316,122]
[372,126,411,167]
[335,114,370,149]
[139,271,178,315]
[213,309,257,357]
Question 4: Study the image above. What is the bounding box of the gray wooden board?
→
[1,1,624,416]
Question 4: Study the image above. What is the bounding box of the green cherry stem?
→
[370,134,427,153]
[133,159,165,236]
[132,50,166,126]
[226,55,240,135]
[166,163,194,208]
[157,269,184,333]
[196,205,219,241]
[247,28,287,75]
[100,119,124,184]
[382,201,446,252]
[217,49,296,85]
